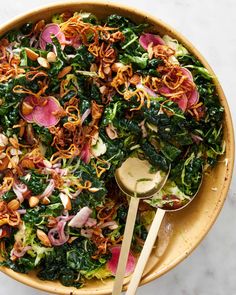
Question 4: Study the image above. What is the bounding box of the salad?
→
[0,12,224,288]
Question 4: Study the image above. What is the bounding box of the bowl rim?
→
[0,1,234,294]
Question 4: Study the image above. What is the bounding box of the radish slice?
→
[33,96,61,127]
[80,142,91,164]
[137,83,158,98]
[159,86,171,95]
[66,35,82,49]
[181,67,193,81]
[39,24,66,50]
[139,33,165,50]
[107,246,136,277]
[187,87,199,108]
[174,95,188,112]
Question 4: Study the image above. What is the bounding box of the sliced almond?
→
[111,62,124,72]
[36,229,52,247]
[88,187,100,193]
[0,156,9,171]
[21,101,34,116]
[29,196,39,208]
[0,134,8,147]
[25,48,39,61]
[90,63,97,72]
[58,66,72,79]
[37,57,50,69]
[20,158,35,169]
[41,197,50,205]
[47,52,57,63]
[68,236,78,244]
[7,199,20,211]
[59,193,72,210]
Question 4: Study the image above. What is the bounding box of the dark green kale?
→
[141,141,169,172]
[171,153,203,196]
[20,171,48,195]
[71,46,95,70]
[38,239,108,288]
[33,125,53,145]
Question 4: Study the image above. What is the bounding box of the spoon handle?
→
[112,197,140,295]
[126,209,166,295]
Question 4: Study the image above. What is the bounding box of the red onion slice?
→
[13,182,28,203]
[48,220,69,246]
[81,108,91,124]
[38,179,55,199]
[11,245,32,258]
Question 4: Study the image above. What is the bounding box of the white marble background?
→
[0,0,235,294]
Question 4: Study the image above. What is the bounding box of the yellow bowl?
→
[0,1,234,294]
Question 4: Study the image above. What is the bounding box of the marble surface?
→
[0,0,235,294]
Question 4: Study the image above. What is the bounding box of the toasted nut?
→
[0,153,6,160]
[58,66,72,79]
[36,229,52,247]
[29,196,39,208]
[41,197,50,205]
[129,74,141,85]
[7,199,20,211]
[37,57,50,69]
[0,156,9,171]
[47,216,58,228]
[25,48,39,61]
[90,63,97,72]
[0,133,8,147]
[21,101,34,116]
[47,52,57,63]
[20,158,35,169]
[88,187,100,193]
[9,137,19,149]
[111,62,124,72]
[59,193,72,210]
[68,236,78,244]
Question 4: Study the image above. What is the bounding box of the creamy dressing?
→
[116,157,164,196]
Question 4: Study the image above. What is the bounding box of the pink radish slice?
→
[80,142,91,164]
[159,86,171,95]
[67,35,82,49]
[107,246,136,277]
[187,87,199,108]
[181,67,193,81]
[139,33,165,50]
[174,95,188,112]
[33,96,61,127]
[20,96,35,123]
[137,83,158,98]
[39,24,66,50]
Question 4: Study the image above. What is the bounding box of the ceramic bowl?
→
[0,1,234,294]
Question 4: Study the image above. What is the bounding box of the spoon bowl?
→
[112,157,170,295]
[126,168,203,295]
